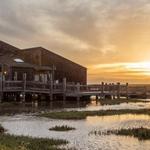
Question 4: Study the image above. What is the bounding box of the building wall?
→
[21,48,42,66]
[11,67,35,81]
[21,47,87,84]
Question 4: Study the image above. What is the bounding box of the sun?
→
[125,62,150,76]
[125,62,150,70]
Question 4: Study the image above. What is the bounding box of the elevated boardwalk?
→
[0,77,149,102]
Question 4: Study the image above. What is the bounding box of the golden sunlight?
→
[88,62,150,83]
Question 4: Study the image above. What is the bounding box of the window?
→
[14,58,24,63]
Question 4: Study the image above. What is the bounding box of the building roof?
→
[0,40,20,55]
[0,55,52,71]
[0,41,52,71]
[0,55,35,68]
[0,40,86,71]
[22,47,87,69]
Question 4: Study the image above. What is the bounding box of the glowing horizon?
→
[88,61,150,84]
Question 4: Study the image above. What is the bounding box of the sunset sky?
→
[0,0,150,83]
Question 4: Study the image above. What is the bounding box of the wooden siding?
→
[21,47,87,84]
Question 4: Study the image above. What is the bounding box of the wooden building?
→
[21,47,87,84]
[0,41,52,82]
[0,40,88,102]
[0,41,87,84]
[0,41,134,103]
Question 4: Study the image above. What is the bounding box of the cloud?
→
[88,61,150,83]
[0,0,150,83]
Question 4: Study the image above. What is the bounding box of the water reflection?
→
[0,114,150,149]
[87,114,150,125]
[1,100,150,115]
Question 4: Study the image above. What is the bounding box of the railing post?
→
[0,72,3,103]
[109,83,112,100]
[14,72,18,81]
[144,86,147,99]
[117,82,120,99]
[22,73,27,103]
[112,83,115,99]
[101,82,104,99]
[126,83,129,100]
[49,74,53,101]
[77,83,80,101]
[63,78,67,101]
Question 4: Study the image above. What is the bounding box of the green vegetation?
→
[92,127,150,140]
[49,125,75,132]
[0,124,6,133]
[100,99,148,105]
[0,134,68,150]
[0,124,72,150]
[39,109,150,120]
[116,128,150,140]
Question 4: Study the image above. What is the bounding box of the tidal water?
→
[0,100,150,149]
[1,99,150,115]
[0,114,150,150]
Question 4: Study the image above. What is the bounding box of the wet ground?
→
[0,99,150,115]
[0,114,150,150]
[0,100,150,149]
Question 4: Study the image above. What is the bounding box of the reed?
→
[92,127,150,140]
[39,109,150,120]
[100,99,148,105]
[0,134,68,150]
[49,125,75,132]
[0,124,6,133]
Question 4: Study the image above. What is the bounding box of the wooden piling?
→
[76,83,80,101]
[22,73,27,103]
[112,83,115,100]
[0,72,3,103]
[63,78,67,101]
[101,82,104,99]
[126,83,129,100]
[117,82,120,99]
[144,86,147,99]
[49,74,53,101]
[109,83,113,100]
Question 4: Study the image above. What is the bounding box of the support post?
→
[22,73,27,103]
[49,74,53,101]
[109,83,113,100]
[101,82,104,99]
[144,86,147,99]
[117,82,120,99]
[0,72,3,103]
[14,72,18,81]
[76,83,80,101]
[112,83,115,100]
[126,83,129,100]
[105,83,108,92]
[63,78,67,101]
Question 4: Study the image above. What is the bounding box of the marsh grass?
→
[0,134,68,150]
[39,109,150,120]
[100,99,148,105]
[49,125,75,132]
[0,124,6,133]
[92,127,150,140]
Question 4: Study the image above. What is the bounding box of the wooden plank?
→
[0,72,3,102]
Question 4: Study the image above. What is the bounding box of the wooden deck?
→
[0,78,149,102]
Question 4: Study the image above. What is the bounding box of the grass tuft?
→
[0,124,6,134]
[92,127,150,140]
[100,99,149,105]
[49,125,75,132]
[0,134,68,150]
[39,109,150,120]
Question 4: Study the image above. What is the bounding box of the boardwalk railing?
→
[0,79,150,101]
